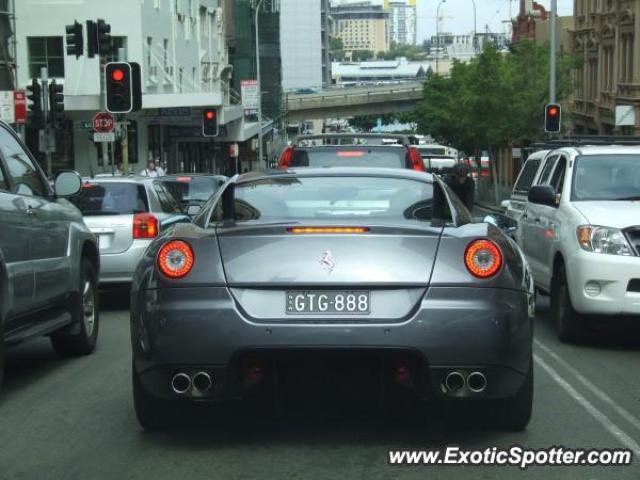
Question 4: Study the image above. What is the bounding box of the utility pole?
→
[549,0,557,103]
[255,0,265,169]
[40,67,52,178]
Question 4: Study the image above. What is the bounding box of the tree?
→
[351,50,375,61]
[350,114,398,132]
[377,42,426,61]
[330,37,344,61]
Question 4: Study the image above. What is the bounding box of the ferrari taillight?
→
[464,239,503,278]
[133,213,159,239]
[407,147,425,172]
[157,240,195,279]
[279,146,295,170]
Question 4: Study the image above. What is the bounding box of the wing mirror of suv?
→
[528,185,557,207]
[54,171,82,197]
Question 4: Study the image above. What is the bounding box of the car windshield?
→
[290,147,407,169]
[573,155,640,201]
[161,177,224,204]
[227,176,442,223]
[70,182,149,215]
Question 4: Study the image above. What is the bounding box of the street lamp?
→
[436,0,446,75]
[254,0,265,169]
[470,0,477,52]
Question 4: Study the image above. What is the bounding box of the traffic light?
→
[105,62,133,113]
[26,78,44,128]
[86,20,97,58]
[202,108,219,137]
[131,62,142,112]
[545,103,562,133]
[65,20,83,58]
[97,19,112,56]
[49,79,64,127]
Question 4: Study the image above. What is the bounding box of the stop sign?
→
[93,112,115,133]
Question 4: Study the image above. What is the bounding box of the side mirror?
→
[528,185,556,207]
[54,171,82,197]
[186,205,202,217]
[500,199,510,209]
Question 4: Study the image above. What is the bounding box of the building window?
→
[27,37,64,78]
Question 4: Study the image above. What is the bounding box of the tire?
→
[51,259,99,357]
[496,362,533,431]
[132,368,174,431]
[550,265,584,342]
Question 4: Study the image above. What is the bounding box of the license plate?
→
[286,291,370,315]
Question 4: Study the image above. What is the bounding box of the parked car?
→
[279,134,425,172]
[0,121,100,391]
[157,174,227,216]
[130,167,534,431]
[502,150,549,243]
[69,176,191,286]
[518,145,640,341]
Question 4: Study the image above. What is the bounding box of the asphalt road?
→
[1,292,639,480]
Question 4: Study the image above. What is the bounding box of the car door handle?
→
[26,207,36,217]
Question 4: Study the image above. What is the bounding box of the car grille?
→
[623,227,640,256]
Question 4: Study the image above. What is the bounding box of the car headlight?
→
[576,225,633,256]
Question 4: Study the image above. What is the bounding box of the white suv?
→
[517,145,640,341]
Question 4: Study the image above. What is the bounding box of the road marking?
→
[535,339,640,434]
[534,354,640,457]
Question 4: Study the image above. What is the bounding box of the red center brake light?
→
[279,146,295,170]
[407,147,425,172]
[133,213,159,239]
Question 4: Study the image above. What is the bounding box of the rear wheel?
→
[51,259,99,357]
[132,368,174,431]
[551,265,584,342]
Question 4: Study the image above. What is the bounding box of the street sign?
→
[241,79,259,115]
[93,112,115,133]
[229,143,239,158]
[93,132,115,142]
[0,91,15,123]
[616,105,636,126]
[14,91,26,124]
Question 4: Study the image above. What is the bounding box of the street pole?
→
[118,47,127,175]
[549,0,557,103]
[40,67,52,179]
[255,0,265,169]
[471,0,477,52]
[436,0,446,75]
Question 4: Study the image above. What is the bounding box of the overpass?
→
[285,82,425,122]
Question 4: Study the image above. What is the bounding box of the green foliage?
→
[350,114,398,131]
[351,50,375,61]
[411,41,579,154]
[330,37,344,61]
[377,42,426,61]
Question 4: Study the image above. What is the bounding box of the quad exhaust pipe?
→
[171,372,192,395]
[192,371,213,393]
[443,371,487,394]
[466,371,487,393]
[444,371,465,392]
[171,371,213,395]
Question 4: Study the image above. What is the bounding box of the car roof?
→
[562,145,640,156]
[82,175,154,184]
[237,167,435,184]
[525,149,550,160]
[160,174,227,180]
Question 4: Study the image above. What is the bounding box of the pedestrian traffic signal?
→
[65,20,83,58]
[97,19,112,56]
[545,103,562,133]
[202,108,219,137]
[49,79,64,127]
[105,62,133,113]
[26,78,44,128]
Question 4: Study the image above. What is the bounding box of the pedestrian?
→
[446,163,475,211]
[140,161,165,177]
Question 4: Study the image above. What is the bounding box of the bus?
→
[415,144,459,174]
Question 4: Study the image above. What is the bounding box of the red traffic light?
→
[205,110,215,120]
[111,69,125,82]
[548,106,559,117]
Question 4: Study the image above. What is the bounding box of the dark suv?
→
[0,121,100,391]
[278,134,426,172]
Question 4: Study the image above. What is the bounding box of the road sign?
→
[93,112,115,133]
[615,105,636,126]
[0,91,15,123]
[241,79,259,115]
[14,91,26,124]
[93,132,115,142]
[229,143,239,158]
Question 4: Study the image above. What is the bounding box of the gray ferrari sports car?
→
[130,167,535,431]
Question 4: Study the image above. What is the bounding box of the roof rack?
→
[294,133,415,147]
[530,135,640,150]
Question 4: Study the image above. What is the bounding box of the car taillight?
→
[133,213,159,239]
[279,146,295,170]
[407,147,425,172]
[157,240,195,279]
[464,239,503,278]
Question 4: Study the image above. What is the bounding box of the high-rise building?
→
[331,2,390,53]
[385,0,417,46]
[280,0,331,91]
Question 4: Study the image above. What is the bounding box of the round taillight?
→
[465,239,503,278]
[157,240,195,279]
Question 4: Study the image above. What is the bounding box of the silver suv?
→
[0,121,100,391]
[70,176,191,285]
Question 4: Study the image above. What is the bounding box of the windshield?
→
[290,147,407,169]
[70,182,149,215]
[219,176,443,223]
[161,177,225,204]
[573,155,640,201]
[417,147,448,156]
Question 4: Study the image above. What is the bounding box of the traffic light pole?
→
[549,0,557,104]
[40,67,53,179]
[99,57,109,173]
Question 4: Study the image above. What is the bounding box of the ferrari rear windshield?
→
[230,176,443,222]
[290,146,407,169]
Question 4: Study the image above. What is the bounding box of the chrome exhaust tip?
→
[192,371,213,393]
[171,372,192,395]
[467,371,487,393]
[444,371,465,392]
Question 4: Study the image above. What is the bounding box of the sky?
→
[333,0,574,41]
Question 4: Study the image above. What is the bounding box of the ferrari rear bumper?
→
[131,286,532,401]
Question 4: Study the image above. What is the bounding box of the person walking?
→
[140,161,165,177]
